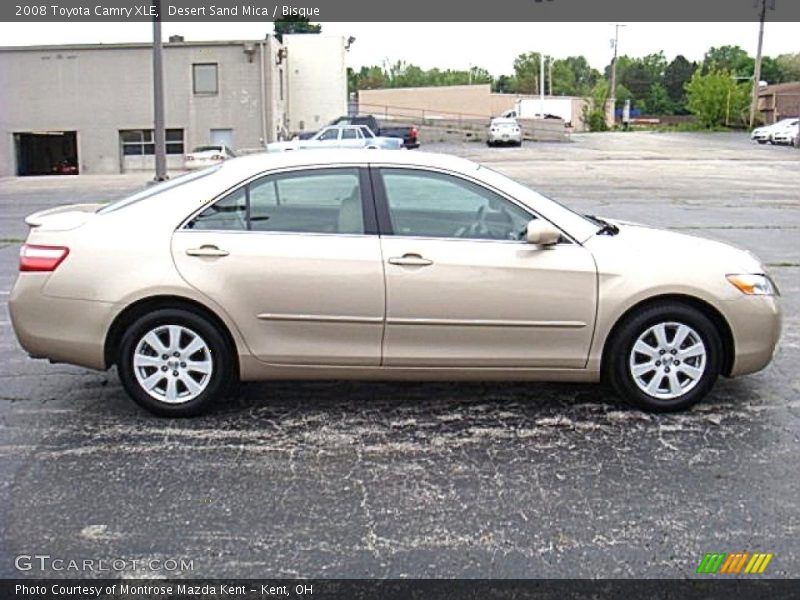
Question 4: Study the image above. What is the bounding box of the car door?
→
[312,128,342,149]
[373,167,597,368]
[171,166,385,366]
[339,127,365,149]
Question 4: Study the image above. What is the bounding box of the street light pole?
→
[152,0,167,181]
[749,0,775,128]
[609,24,625,128]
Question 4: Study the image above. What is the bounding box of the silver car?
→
[268,125,403,152]
[488,118,523,147]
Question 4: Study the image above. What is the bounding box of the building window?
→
[279,68,284,101]
[193,63,218,94]
[120,129,184,155]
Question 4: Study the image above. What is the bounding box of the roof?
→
[0,39,270,53]
[759,81,800,96]
[219,149,480,180]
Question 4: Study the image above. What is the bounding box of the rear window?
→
[192,146,223,153]
[97,167,220,214]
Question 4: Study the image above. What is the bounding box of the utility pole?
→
[608,24,626,128]
[152,0,167,181]
[540,53,545,117]
[749,0,775,128]
[548,57,553,96]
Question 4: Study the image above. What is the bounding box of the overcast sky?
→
[0,22,797,74]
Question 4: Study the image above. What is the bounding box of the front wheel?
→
[117,309,234,417]
[605,302,723,412]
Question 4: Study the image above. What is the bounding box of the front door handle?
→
[388,253,433,267]
[186,245,229,257]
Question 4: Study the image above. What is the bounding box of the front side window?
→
[193,63,218,94]
[188,168,364,234]
[317,129,340,141]
[379,168,532,241]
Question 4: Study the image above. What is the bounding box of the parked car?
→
[299,115,420,149]
[10,150,781,417]
[50,159,78,175]
[750,118,798,144]
[267,125,403,152]
[770,121,799,146]
[487,117,523,147]
[184,145,236,170]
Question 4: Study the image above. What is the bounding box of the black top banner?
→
[3,579,800,600]
[4,0,800,22]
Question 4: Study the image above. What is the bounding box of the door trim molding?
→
[387,317,587,328]
[257,313,383,324]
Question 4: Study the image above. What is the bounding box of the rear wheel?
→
[605,302,723,412]
[117,309,234,417]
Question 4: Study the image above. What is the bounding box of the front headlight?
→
[727,274,779,296]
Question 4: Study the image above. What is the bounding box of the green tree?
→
[550,56,600,96]
[686,69,749,127]
[664,55,697,112]
[760,56,785,85]
[776,53,800,81]
[582,81,609,132]
[703,45,753,78]
[512,52,544,94]
[643,82,674,115]
[273,16,321,43]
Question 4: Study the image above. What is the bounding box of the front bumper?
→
[9,274,118,371]
[725,294,782,377]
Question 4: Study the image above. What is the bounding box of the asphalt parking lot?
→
[0,132,798,579]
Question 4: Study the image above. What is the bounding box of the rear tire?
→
[605,302,723,412]
[117,308,234,417]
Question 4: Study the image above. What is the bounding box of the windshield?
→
[358,126,375,138]
[192,146,223,153]
[97,167,221,214]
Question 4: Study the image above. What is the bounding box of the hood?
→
[587,219,765,275]
[25,203,105,231]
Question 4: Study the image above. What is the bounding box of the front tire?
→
[117,309,234,417]
[605,302,723,412]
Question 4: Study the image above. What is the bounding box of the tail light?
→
[20,244,70,272]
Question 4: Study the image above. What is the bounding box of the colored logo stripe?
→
[697,552,773,574]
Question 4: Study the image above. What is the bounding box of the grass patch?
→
[0,238,24,244]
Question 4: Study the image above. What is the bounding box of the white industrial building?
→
[0,34,348,176]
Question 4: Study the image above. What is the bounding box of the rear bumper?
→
[403,140,420,149]
[9,274,117,370]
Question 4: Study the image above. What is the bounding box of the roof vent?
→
[168,35,184,43]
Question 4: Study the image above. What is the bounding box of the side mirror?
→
[525,220,561,246]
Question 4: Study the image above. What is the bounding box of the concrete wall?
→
[283,35,347,134]
[0,40,287,176]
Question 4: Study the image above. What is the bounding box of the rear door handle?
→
[388,253,433,267]
[186,245,229,257]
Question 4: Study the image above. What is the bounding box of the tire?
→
[757,139,767,144]
[605,302,723,412]
[117,308,235,417]
[487,141,494,147]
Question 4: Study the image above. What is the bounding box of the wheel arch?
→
[600,293,735,378]
[104,295,240,374]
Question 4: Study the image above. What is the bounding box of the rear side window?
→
[187,168,364,235]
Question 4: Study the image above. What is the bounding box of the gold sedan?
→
[9,150,782,416]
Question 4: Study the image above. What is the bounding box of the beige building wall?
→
[358,84,589,129]
[0,40,289,176]
[284,35,348,134]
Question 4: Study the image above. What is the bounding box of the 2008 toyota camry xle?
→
[9,150,782,416]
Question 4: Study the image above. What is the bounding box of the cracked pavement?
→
[0,132,798,578]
